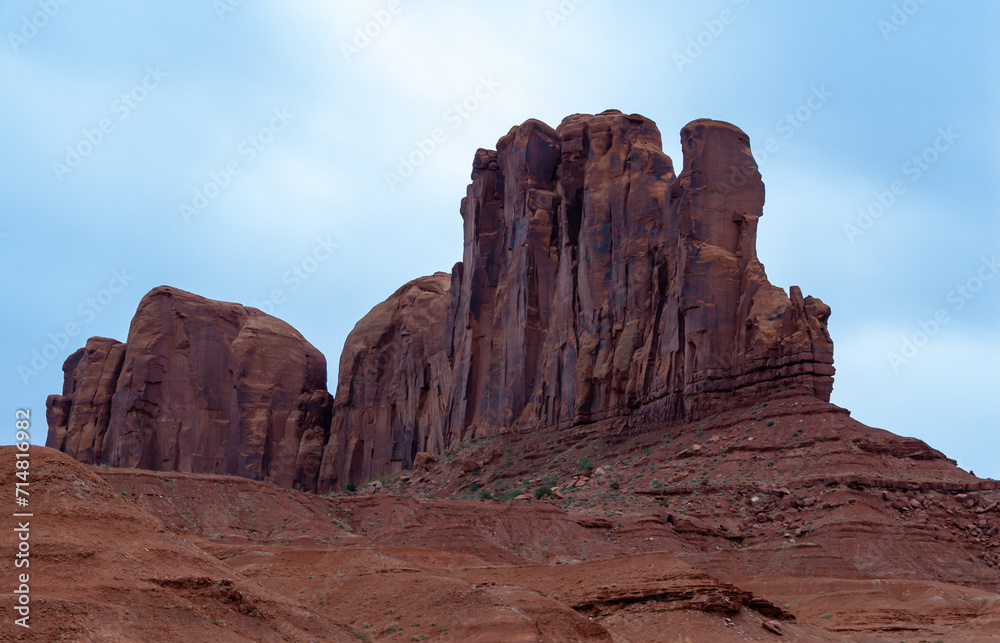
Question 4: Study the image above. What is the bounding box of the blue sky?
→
[2,1,997,477]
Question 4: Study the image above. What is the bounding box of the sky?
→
[1,1,997,477]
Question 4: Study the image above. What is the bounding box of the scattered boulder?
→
[413,452,438,471]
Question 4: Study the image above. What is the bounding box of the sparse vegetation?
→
[534,485,553,499]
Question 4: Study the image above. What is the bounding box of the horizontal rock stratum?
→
[48,111,835,491]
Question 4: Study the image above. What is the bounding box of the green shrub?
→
[534,485,553,499]
[609,480,620,490]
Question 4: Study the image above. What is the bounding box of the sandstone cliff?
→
[320,111,834,488]
[319,274,454,489]
[46,286,332,491]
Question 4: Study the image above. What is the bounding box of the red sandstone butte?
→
[46,286,332,491]
[322,111,834,488]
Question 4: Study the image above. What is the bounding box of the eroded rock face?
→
[450,113,833,437]
[46,286,331,491]
[320,274,453,489]
[322,111,834,486]
[45,336,126,463]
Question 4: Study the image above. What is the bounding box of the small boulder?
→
[763,620,784,635]
[413,452,438,471]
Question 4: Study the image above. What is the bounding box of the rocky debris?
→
[413,451,438,471]
[763,620,784,635]
[358,480,383,496]
[323,111,835,486]
[46,286,332,491]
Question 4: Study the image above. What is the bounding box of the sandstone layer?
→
[324,111,834,487]
[46,286,332,491]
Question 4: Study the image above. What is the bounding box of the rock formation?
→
[46,111,836,492]
[320,273,454,488]
[46,286,332,491]
[319,111,834,488]
[44,336,125,464]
